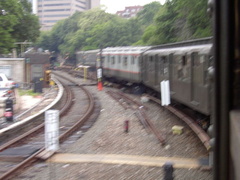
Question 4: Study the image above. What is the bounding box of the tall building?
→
[34,0,100,31]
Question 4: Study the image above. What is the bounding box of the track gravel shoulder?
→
[14,72,213,180]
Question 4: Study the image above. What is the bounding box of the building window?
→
[39,9,71,12]
[76,5,85,9]
[42,3,71,7]
[44,14,69,17]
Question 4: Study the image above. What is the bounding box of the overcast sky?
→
[100,0,165,14]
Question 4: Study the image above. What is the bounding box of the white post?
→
[161,80,171,106]
[45,110,59,151]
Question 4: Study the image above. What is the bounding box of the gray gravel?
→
[14,72,213,180]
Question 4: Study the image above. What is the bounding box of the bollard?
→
[124,120,129,133]
[163,162,174,180]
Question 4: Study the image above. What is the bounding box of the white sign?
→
[45,110,59,151]
[160,80,171,106]
[97,68,102,79]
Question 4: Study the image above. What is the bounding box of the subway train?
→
[76,38,212,116]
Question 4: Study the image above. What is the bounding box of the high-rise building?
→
[33,0,100,31]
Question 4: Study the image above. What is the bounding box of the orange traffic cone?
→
[98,81,103,91]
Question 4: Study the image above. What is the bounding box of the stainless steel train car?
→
[101,46,151,84]
[76,49,99,68]
[142,44,212,115]
[76,40,212,116]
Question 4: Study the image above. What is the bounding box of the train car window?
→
[175,55,184,80]
[193,53,204,85]
[203,55,214,85]
[102,57,105,67]
[162,56,169,77]
[183,55,191,82]
[173,55,189,81]
[107,55,110,64]
[149,56,155,73]
[150,56,153,62]
[193,54,200,67]
[160,56,165,76]
[136,56,140,67]
[123,57,128,66]
[111,57,115,64]
[182,56,186,66]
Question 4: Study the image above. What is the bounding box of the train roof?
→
[76,49,100,55]
[143,44,212,56]
[102,46,152,55]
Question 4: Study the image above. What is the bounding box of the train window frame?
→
[123,57,128,66]
[192,53,205,85]
[102,57,105,67]
[160,56,168,77]
[173,55,184,80]
[182,56,186,66]
[150,56,153,62]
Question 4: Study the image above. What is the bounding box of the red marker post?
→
[97,68,103,91]
[97,48,103,91]
[124,120,129,133]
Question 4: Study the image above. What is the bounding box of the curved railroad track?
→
[106,89,210,150]
[0,74,100,180]
[58,68,210,150]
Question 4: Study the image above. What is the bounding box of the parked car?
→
[0,73,15,88]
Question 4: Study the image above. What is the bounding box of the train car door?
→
[141,55,148,83]
[115,55,121,79]
[129,55,134,81]
[105,54,110,77]
[148,55,156,86]
[170,52,191,103]
[191,52,210,115]
[110,56,116,77]
[158,56,170,82]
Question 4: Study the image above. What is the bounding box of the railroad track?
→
[0,74,100,180]
[56,68,211,150]
[106,90,166,145]
[142,94,211,150]
[106,89,210,150]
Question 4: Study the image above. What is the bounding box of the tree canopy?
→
[138,0,211,45]
[36,0,212,56]
[0,0,40,54]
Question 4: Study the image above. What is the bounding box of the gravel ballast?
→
[15,72,213,180]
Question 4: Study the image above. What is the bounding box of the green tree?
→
[41,9,142,56]
[0,0,22,54]
[136,1,162,28]
[12,0,40,43]
[151,0,211,44]
[0,0,40,54]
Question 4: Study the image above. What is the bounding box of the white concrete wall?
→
[0,58,25,83]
